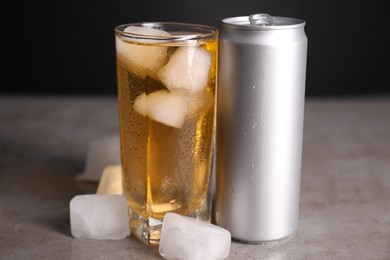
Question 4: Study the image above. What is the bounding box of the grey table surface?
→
[0,95,389,260]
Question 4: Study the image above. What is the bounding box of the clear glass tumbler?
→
[114,22,218,246]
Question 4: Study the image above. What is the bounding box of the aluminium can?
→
[215,14,308,243]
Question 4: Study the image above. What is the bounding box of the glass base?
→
[129,205,211,246]
[130,212,162,246]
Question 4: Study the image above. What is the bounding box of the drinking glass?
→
[114,22,218,245]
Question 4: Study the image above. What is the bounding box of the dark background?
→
[3,0,389,97]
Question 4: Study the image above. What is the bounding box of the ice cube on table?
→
[159,213,231,260]
[116,26,171,76]
[96,165,123,195]
[77,136,121,181]
[70,194,130,240]
[158,46,212,92]
[134,90,187,128]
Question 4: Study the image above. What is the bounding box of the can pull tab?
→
[249,14,275,26]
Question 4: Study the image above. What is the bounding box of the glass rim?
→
[114,22,218,42]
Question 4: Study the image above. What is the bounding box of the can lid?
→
[222,14,305,30]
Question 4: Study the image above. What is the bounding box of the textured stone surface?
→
[0,95,389,259]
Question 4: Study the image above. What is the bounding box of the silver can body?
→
[215,15,308,243]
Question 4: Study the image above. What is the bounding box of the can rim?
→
[222,16,305,30]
